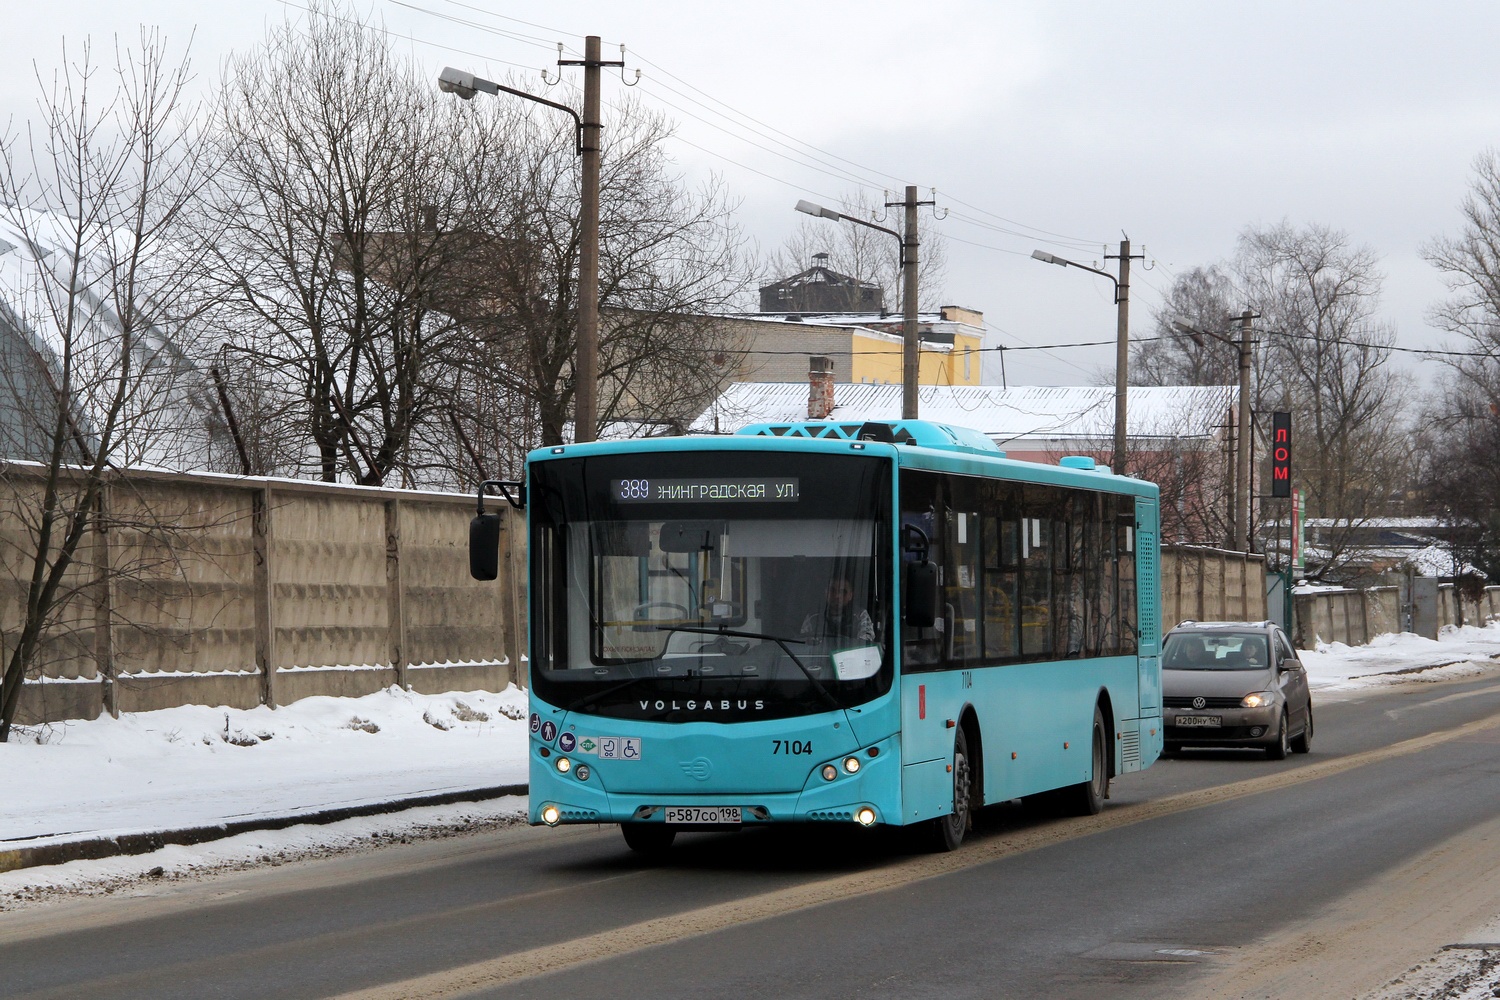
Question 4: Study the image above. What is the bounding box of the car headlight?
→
[1241,691,1277,709]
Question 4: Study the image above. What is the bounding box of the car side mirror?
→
[1280,657,1300,673]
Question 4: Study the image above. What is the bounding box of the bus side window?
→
[982,511,1020,661]
[944,478,981,667]
[1019,488,1053,658]
[899,470,944,670]
[1118,500,1138,653]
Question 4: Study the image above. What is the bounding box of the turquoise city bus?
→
[469,419,1162,853]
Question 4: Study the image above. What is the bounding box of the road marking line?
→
[326,708,1500,1000]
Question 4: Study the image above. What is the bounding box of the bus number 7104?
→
[773,740,812,755]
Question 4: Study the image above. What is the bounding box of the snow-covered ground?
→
[0,686,530,848]
[1301,624,1500,696]
[2,624,1500,908]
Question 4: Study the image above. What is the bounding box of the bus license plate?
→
[663,806,741,825]
[1176,716,1221,728]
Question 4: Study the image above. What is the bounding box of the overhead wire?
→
[353,0,1156,376]
[375,0,1112,258]
[272,0,541,73]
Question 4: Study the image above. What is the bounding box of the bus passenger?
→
[801,574,876,644]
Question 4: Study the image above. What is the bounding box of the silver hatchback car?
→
[1161,621,1313,759]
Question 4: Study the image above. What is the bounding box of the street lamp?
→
[1173,314,1257,553]
[796,191,922,420]
[1031,245,1132,475]
[438,54,602,442]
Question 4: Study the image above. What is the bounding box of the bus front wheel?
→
[621,823,676,855]
[926,725,972,852]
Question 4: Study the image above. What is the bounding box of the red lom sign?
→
[1271,411,1292,497]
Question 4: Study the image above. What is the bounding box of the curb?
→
[0,782,528,874]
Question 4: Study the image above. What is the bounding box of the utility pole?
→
[438,37,636,446]
[1168,313,1257,552]
[1103,240,1144,476]
[559,36,623,444]
[1236,309,1255,552]
[886,186,934,420]
[902,186,920,420]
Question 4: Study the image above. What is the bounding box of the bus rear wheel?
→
[1065,706,1108,816]
[621,823,676,855]
[926,725,972,852]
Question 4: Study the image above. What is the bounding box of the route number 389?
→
[617,479,651,500]
[772,740,812,755]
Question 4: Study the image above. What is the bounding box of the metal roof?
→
[692,382,1236,445]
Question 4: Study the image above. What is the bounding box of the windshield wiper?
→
[659,626,842,712]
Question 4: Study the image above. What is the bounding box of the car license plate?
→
[663,806,741,825]
[1175,715,1222,728]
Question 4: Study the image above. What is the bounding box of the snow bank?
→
[1300,623,1500,693]
[0,686,530,847]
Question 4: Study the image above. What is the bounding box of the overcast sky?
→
[5,1,1497,388]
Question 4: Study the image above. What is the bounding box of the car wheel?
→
[621,823,676,855]
[1291,705,1314,754]
[926,725,972,852]
[1065,706,1108,815]
[1266,709,1290,760]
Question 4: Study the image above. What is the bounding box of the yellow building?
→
[715,305,987,388]
[849,307,985,387]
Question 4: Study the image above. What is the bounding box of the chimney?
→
[808,356,835,420]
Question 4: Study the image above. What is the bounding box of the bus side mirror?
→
[904,561,939,628]
[470,512,502,581]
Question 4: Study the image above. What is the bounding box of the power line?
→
[387,0,566,53]
[273,0,540,72]
[686,335,1166,358]
[381,0,1108,258]
[1263,327,1499,360]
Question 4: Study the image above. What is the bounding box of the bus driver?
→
[800,574,876,644]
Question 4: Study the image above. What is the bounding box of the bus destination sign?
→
[612,478,800,503]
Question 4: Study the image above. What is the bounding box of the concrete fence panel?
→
[1160,545,1267,630]
[7,467,521,725]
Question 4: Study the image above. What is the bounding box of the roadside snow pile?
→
[0,797,527,909]
[0,686,529,847]
[1300,623,1500,693]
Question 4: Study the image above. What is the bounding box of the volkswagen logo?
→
[1192,697,1206,710]
[679,757,713,781]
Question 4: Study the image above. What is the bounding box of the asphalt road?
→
[5,673,1500,1000]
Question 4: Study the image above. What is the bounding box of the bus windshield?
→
[529,451,893,722]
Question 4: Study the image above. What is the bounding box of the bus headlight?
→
[556,756,572,774]
[575,764,590,781]
[540,804,561,826]
[842,756,861,774]
[821,764,838,781]
[855,807,877,827]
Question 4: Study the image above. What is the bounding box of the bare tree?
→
[0,32,208,740]
[774,189,947,311]
[1133,265,1241,387]
[443,93,754,457]
[1241,223,1413,577]
[198,3,508,486]
[1414,378,1500,581]
[1424,149,1500,411]
[1136,222,1413,578]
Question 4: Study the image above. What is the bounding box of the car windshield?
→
[1163,632,1271,670]
[528,450,893,721]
